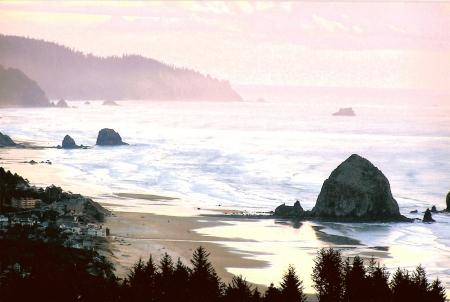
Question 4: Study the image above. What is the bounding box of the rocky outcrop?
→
[102,100,119,106]
[274,200,304,218]
[0,132,16,147]
[423,208,435,223]
[61,135,79,149]
[310,154,409,222]
[333,108,355,116]
[96,128,128,146]
[56,99,69,108]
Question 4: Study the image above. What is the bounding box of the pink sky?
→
[1,1,450,90]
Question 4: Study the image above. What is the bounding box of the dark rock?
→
[96,128,128,146]
[256,98,266,103]
[333,108,355,116]
[310,154,408,222]
[62,135,79,149]
[0,132,16,147]
[431,205,438,213]
[274,200,304,218]
[410,210,418,214]
[85,101,91,105]
[56,99,69,108]
[102,100,119,106]
[423,208,435,223]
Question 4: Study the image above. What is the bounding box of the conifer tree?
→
[279,264,307,302]
[172,258,191,302]
[263,283,281,302]
[223,275,253,302]
[390,268,411,302]
[366,257,391,301]
[312,248,344,302]
[428,277,447,302]
[155,252,174,301]
[343,256,366,302]
[189,246,223,301]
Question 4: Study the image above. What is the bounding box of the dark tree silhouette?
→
[189,246,223,301]
[312,248,344,302]
[223,275,254,302]
[343,256,367,302]
[279,264,307,302]
[365,257,391,302]
[263,283,281,302]
[428,277,447,302]
[155,252,174,301]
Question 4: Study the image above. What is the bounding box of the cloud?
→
[387,24,406,34]
[312,14,347,33]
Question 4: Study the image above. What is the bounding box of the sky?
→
[1,1,450,91]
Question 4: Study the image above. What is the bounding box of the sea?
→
[1,86,450,292]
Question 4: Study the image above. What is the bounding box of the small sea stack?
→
[333,107,355,116]
[96,128,128,146]
[423,208,435,223]
[56,99,69,108]
[102,100,119,106]
[274,200,304,218]
[61,135,79,149]
[310,154,409,222]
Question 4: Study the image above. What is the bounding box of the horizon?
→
[1,1,450,95]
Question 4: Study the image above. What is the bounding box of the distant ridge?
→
[0,34,243,102]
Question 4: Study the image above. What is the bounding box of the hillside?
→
[0,64,51,107]
[0,34,243,102]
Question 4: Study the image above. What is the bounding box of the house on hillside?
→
[10,198,42,209]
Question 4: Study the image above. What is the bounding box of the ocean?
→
[1,87,450,291]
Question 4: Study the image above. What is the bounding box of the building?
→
[10,198,42,209]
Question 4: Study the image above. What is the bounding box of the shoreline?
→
[1,146,448,299]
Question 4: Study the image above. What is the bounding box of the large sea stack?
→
[311,154,408,222]
[96,128,128,146]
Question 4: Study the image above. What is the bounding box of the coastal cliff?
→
[0,64,50,107]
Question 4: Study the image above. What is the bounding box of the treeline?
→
[0,244,447,302]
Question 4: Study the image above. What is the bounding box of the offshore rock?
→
[0,132,16,147]
[274,200,304,218]
[311,154,408,222]
[102,100,119,106]
[96,128,128,146]
[333,108,355,116]
[56,99,69,108]
[62,135,78,149]
[423,208,435,223]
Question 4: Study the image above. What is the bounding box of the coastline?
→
[1,146,447,300]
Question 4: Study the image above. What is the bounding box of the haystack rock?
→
[333,107,355,116]
[96,128,128,146]
[61,135,78,149]
[274,200,304,218]
[311,154,409,221]
[56,99,69,108]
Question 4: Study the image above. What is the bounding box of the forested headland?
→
[0,34,243,102]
